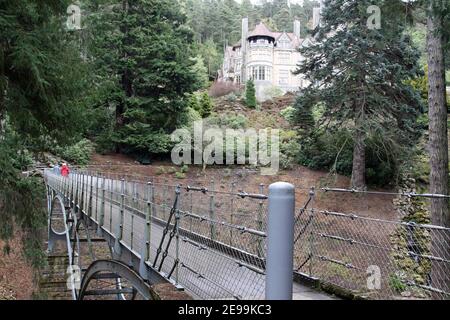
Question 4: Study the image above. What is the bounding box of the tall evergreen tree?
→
[0,0,88,143]
[293,0,423,189]
[88,0,201,155]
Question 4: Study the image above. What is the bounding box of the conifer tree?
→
[199,92,213,118]
[88,0,201,155]
[293,0,423,189]
[245,80,257,109]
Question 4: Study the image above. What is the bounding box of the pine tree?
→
[0,0,88,144]
[199,92,213,117]
[88,0,201,155]
[245,80,257,108]
[293,0,423,189]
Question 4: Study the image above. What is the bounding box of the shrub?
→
[175,172,186,179]
[280,106,296,124]
[155,166,166,175]
[179,106,202,128]
[180,165,189,173]
[222,114,248,129]
[187,94,201,114]
[55,139,95,165]
[209,81,241,98]
[167,166,177,174]
[245,80,257,108]
[298,130,400,186]
[200,92,214,118]
[264,85,284,100]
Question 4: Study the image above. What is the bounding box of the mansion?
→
[220,19,309,101]
[220,4,323,101]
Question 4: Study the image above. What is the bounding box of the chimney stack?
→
[241,17,248,83]
[293,20,301,38]
[312,7,320,29]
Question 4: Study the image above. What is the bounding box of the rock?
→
[400,291,412,297]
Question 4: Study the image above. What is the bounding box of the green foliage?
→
[175,171,186,179]
[294,0,424,186]
[191,55,209,89]
[298,129,402,186]
[199,92,214,118]
[280,106,296,125]
[179,106,202,128]
[53,139,95,166]
[188,94,202,114]
[167,166,177,174]
[155,166,166,175]
[280,130,301,170]
[180,165,189,173]
[264,86,284,101]
[87,0,202,156]
[0,131,46,267]
[245,80,257,108]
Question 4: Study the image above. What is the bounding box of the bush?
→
[180,165,189,173]
[264,85,284,100]
[222,114,248,129]
[209,81,241,98]
[167,166,177,174]
[187,94,201,114]
[179,106,202,128]
[245,80,257,108]
[155,166,166,175]
[298,130,400,186]
[175,172,186,179]
[280,106,296,124]
[55,139,95,165]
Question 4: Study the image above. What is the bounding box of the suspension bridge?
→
[43,169,450,300]
[43,169,334,300]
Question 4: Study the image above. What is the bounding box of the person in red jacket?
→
[61,163,70,177]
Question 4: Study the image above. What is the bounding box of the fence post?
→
[114,178,125,256]
[209,180,217,240]
[266,182,295,300]
[97,175,105,237]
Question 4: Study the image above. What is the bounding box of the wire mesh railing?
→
[294,188,450,300]
[44,169,268,300]
[44,168,450,300]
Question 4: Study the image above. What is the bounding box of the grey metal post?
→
[257,183,265,256]
[114,178,125,256]
[95,172,99,221]
[109,177,114,230]
[97,175,106,237]
[139,181,152,279]
[266,182,295,300]
[209,179,216,240]
[230,182,236,246]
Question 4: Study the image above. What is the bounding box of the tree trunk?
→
[115,0,131,153]
[351,104,366,190]
[427,0,449,228]
[426,1,449,297]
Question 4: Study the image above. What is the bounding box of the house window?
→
[279,70,289,85]
[249,66,271,81]
[279,52,290,64]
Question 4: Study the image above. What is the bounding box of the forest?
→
[0,0,449,300]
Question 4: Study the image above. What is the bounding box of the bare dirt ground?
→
[88,153,397,221]
[0,230,35,300]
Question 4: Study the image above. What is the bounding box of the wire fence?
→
[44,169,450,300]
[294,188,450,300]
[45,169,268,300]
